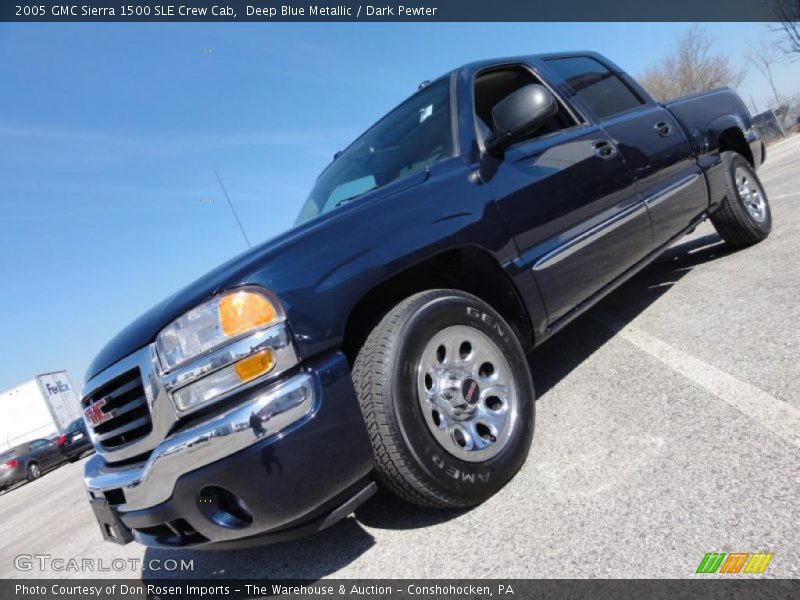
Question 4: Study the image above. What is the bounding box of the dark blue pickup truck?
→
[82,52,771,549]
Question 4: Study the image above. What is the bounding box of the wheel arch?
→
[341,245,534,365]
[718,125,755,166]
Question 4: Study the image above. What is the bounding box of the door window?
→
[546,56,644,120]
[474,65,578,145]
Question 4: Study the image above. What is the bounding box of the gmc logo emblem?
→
[464,381,477,403]
[84,397,112,427]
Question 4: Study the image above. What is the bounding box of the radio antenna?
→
[214,170,252,249]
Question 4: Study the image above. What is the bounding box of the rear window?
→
[0,451,16,461]
[67,418,84,433]
[546,56,643,120]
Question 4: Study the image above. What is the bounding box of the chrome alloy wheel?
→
[417,325,518,462]
[29,464,40,479]
[735,166,767,223]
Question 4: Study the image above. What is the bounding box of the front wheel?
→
[352,289,535,508]
[710,151,772,247]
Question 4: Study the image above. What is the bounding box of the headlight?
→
[156,287,284,373]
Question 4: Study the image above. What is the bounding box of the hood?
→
[85,170,430,383]
[85,219,319,382]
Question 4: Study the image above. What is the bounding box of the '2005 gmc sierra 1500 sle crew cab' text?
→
[81,52,771,548]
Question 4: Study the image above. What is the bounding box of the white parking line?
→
[597,315,800,448]
[770,192,800,200]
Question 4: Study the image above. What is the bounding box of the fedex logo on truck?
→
[45,381,70,395]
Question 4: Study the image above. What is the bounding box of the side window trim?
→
[522,63,584,126]
[502,120,602,158]
[448,70,461,157]
[581,99,649,125]
[471,61,585,152]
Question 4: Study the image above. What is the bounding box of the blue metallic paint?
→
[86,53,761,383]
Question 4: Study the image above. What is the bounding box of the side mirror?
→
[485,84,558,154]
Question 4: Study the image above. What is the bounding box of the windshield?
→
[295,78,454,225]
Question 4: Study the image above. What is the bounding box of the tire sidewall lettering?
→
[392,295,533,500]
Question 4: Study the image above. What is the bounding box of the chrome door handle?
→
[592,139,618,160]
[654,121,672,136]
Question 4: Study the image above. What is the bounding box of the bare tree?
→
[639,26,746,102]
[747,41,783,105]
[770,0,800,61]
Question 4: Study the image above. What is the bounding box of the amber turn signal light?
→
[218,291,277,338]
[234,349,276,382]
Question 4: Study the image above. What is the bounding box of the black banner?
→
[3,579,799,600]
[0,0,792,22]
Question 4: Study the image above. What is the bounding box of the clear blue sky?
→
[1,22,798,391]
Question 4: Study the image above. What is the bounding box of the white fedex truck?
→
[0,371,82,450]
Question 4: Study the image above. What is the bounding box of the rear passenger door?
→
[543,56,707,247]
[475,63,654,325]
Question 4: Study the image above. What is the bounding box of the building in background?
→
[0,371,82,450]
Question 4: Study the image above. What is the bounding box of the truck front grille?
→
[82,369,152,450]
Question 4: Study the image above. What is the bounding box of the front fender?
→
[241,161,527,361]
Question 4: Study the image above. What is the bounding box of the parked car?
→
[0,438,66,490]
[81,52,771,549]
[56,418,94,461]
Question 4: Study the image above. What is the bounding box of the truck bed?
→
[663,87,756,160]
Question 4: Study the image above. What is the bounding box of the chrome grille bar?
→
[93,415,152,443]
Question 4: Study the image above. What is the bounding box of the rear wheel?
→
[26,462,41,482]
[710,151,772,247]
[352,289,535,508]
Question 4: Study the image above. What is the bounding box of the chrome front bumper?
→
[84,372,316,512]
[82,322,300,464]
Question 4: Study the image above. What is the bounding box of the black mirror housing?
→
[485,84,558,154]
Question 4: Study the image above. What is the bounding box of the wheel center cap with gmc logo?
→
[462,378,480,405]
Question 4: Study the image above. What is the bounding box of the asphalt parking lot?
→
[2,135,799,580]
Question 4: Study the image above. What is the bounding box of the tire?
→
[26,462,41,482]
[352,289,535,508]
[710,151,772,247]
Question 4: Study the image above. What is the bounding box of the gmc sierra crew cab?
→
[82,52,771,548]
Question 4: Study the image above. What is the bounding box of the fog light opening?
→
[198,486,253,529]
